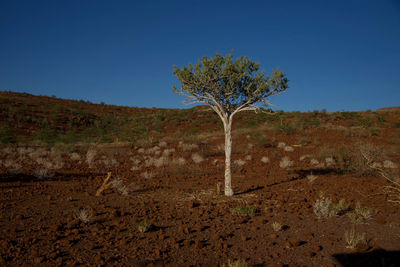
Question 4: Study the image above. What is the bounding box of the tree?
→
[173,52,289,196]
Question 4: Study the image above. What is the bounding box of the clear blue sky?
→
[1,0,399,111]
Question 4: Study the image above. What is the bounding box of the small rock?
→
[33,256,44,264]
[268,233,278,239]
[187,201,196,208]
[307,251,316,257]
[311,244,322,251]
[289,239,305,247]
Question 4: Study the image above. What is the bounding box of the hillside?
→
[0,91,400,266]
[1,91,399,146]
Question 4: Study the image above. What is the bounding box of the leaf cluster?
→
[173,53,288,115]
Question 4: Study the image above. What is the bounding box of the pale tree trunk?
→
[223,118,233,196]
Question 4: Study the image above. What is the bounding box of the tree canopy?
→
[173,52,289,117]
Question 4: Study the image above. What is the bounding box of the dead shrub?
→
[318,143,387,177]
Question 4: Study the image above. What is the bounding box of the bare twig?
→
[95,172,112,196]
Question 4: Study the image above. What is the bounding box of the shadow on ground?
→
[333,249,400,267]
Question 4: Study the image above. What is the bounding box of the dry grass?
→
[261,156,269,163]
[279,157,293,169]
[191,153,204,164]
[314,193,349,218]
[344,228,367,249]
[271,221,283,232]
[76,208,92,223]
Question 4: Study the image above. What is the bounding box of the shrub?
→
[275,122,296,135]
[0,126,16,144]
[179,142,199,152]
[86,148,97,168]
[33,127,58,145]
[76,208,92,223]
[307,174,318,183]
[295,116,320,130]
[222,259,248,267]
[344,228,367,249]
[271,221,283,232]
[233,159,246,168]
[33,167,54,180]
[279,157,293,169]
[137,220,151,233]
[231,206,256,216]
[141,171,154,179]
[110,178,129,195]
[191,153,204,164]
[318,143,386,176]
[347,202,376,224]
[314,193,349,218]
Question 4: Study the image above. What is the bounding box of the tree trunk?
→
[224,119,233,196]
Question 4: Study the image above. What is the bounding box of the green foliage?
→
[347,202,377,224]
[341,111,361,119]
[295,116,320,129]
[34,127,58,145]
[0,126,16,144]
[275,122,296,135]
[368,127,380,136]
[358,117,374,128]
[0,96,9,104]
[231,205,256,216]
[137,220,151,233]
[173,52,288,113]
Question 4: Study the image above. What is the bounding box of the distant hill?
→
[0,91,399,146]
[376,107,400,112]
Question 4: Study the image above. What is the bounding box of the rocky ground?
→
[0,92,399,266]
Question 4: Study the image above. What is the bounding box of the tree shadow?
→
[265,175,305,188]
[0,172,106,184]
[333,249,400,267]
[235,185,265,195]
[294,168,343,178]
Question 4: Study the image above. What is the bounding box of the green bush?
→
[33,127,58,145]
[275,122,296,135]
[295,116,320,129]
[231,205,256,216]
[0,126,16,144]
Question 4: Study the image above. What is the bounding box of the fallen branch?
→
[96,172,112,196]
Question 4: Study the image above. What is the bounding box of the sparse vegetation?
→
[271,221,283,232]
[222,259,248,267]
[231,205,256,216]
[344,228,367,249]
[314,193,349,218]
[76,208,92,223]
[110,178,129,195]
[0,92,399,266]
[279,156,293,169]
[137,220,151,233]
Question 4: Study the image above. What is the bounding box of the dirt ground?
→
[1,135,400,267]
[0,93,399,266]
